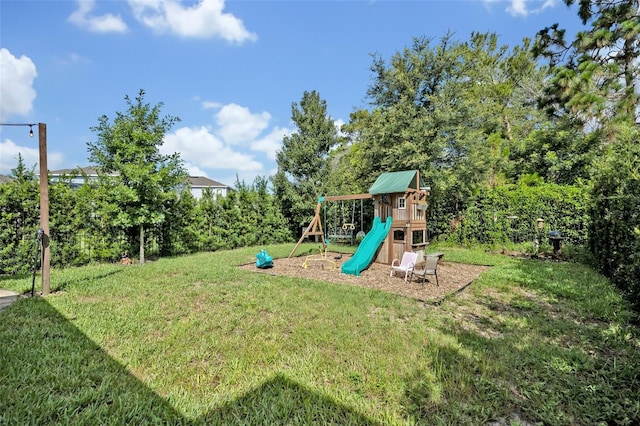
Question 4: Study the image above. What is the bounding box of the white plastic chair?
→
[390,252,419,281]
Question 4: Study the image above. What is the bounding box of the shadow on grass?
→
[52,269,124,292]
[0,297,185,424]
[1,269,123,295]
[0,273,30,282]
[402,258,640,425]
[0,297,379,425]
[203,374,381,425]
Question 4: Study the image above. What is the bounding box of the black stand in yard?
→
[548,230,563,260]
[31,229,44,297]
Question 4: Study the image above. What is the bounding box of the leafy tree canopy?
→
[534,0,640,127]
[342,32,550,207]
[273,90,338,235]
[87,89,187,263]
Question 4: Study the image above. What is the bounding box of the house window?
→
[397,197,406,209]
[393,230,405,241]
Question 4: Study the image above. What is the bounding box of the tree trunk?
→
[139,225,145,264]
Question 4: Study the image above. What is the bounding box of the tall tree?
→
[589,124,640,309]
[87,89,187,263]
[435,33,547,192]
[49,174,81,266]
[195,188,227,251]
[534,0,640,127]
[231,175,291,246]
[509,117,599,184]
[0,155,39,274]
[343,32,547,235]
[250,175,292,245]
[157,188,199,256]
[272,90,338,236]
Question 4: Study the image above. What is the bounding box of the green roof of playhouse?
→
[368,170,424,194]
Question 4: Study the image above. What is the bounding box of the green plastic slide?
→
[341,216,392,276]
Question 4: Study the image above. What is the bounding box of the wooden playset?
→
[289,170,430,268]
[368,170,429,264]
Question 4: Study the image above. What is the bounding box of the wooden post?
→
[288,194,374,258]
[38,123,50,295]
[288,203,326,258]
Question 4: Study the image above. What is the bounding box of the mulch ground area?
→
[239,252,490,304]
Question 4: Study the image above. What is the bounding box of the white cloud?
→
[183,163,208,177]
[162,125,263,172]
[0,139,64,175]
[215,104,271,145]
[0,48,37,120]
[53,52,90,68]
[68,0,129,33]
[250,126,291,161]
[507,0,528,16]
[483,0,558,17]
[202,100,222,109]
[161,101,290,182]
[128,0,257,43]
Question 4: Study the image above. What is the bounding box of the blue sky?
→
[1,0,583,186]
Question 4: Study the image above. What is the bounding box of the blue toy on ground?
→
[256,249,273,269]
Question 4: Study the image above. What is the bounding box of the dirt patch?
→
[239,252,489,304]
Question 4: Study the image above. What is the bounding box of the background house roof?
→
[0,174,15,184]
[49,166,113,177]
[188,176,229,188]
[48,167,231,189]
[368,170,424,194]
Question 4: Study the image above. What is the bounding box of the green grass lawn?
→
[1,243,639,425]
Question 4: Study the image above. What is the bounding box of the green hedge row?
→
[589,127,640,310]
[436,183,590,249]
[0,171,291,275]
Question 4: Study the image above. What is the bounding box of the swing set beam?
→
[322,193,373,202]
[288,193,373,258]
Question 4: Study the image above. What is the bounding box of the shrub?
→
[589,125,640,310]
[436,183,590,248]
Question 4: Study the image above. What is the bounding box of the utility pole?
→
[0,122,50,295]
[38,123,50,295]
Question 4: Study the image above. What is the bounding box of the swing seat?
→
[328,230,353,243]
